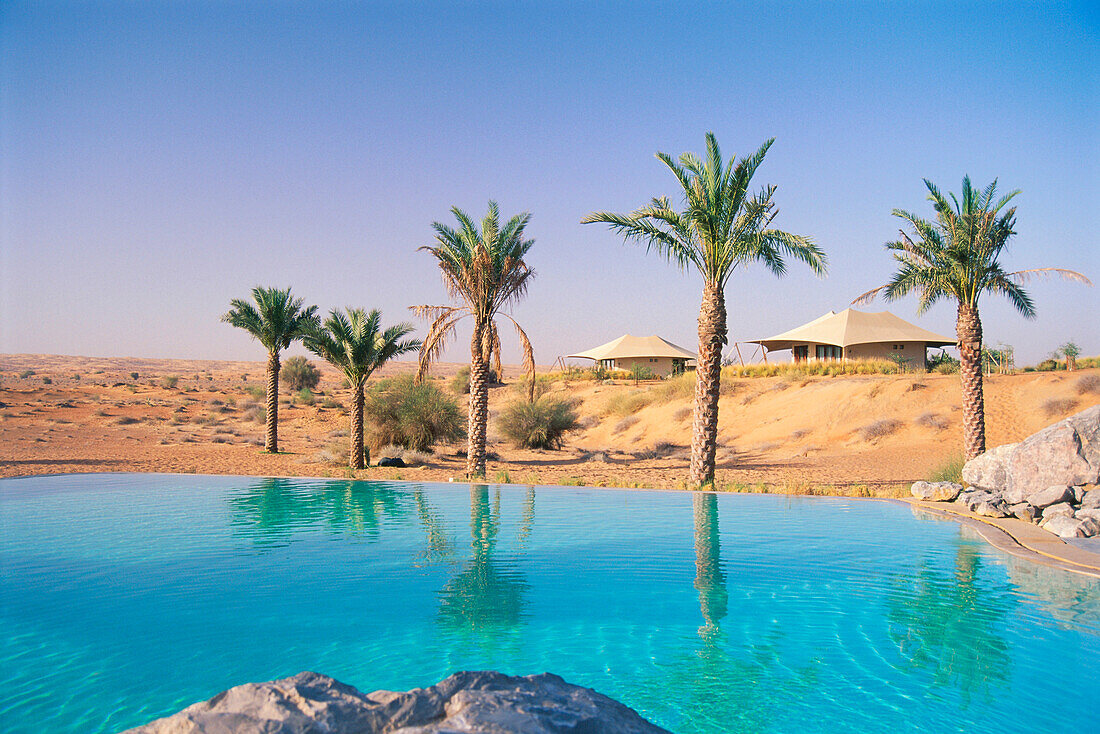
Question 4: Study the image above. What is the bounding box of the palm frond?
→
[1006,268,1093,286]
[499,313,536,401]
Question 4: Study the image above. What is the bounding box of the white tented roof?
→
[567,334,698,361]
[751,309,955,350]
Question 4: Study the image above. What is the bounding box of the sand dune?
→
[2,353,1097,495]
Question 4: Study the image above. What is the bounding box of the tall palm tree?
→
[415,201,537,478]
[222,286,318,453]
[303,308,420,469]
[583,133,825,486]
[854,177,1091,459]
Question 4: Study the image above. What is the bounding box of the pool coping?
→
[905,499,1100,579]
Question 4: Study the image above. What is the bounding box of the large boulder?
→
[1041,514,1100,539]
[125,670,670,734]
[910,481,963,501]
[1008,405,1100,495]
[1081,488,1100,510]
[963,406,1100,503]
[1029,485,1075,509]
[962,443,1017,492]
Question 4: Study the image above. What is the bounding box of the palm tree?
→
[303,308,420,469]
[854,177,1091,459]
[415,201,537,478]
[583,133,825,486]
[222,286,318,453]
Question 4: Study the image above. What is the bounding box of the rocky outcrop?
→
[910,481,963,502]
[124,670,670,734]
[913,405,1100,539]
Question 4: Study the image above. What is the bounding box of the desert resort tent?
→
[749,308,955,370]
[567,334,697,377]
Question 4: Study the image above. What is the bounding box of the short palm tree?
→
[222,286,318,453]
[303,308,420,469]
[415,201,536,479]
[854,177,1091,459]
[583,133,825,485]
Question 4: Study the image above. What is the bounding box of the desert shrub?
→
[915,412,949,431]
[634,441,679,459]
[296,387,315,405]
[513,374,553,400]
[42,376,52,384]
[933,361,960,375]
[162,375,179,389]
[378,444,431,467]
[364,375,464,451]
[654,372,695,402]
[859,418,902,441]
[19,369,35,378]
[72,373,81,381]
[927,454,964,484]
[245,385,265,400]
[130,372,139,380]
[497,395,579,449]
[722,359,900,379]
[450,366,500,394]
[613,415,639,434]
[629,363,656,382]
[116,416,140,425]
[673,406,692,422]
[243,404,266,423]
[281,356,321,392]
[1041,397,1078,417]
[321,398,342,409]
[603,390,655,417]
[1075,374,1100,395]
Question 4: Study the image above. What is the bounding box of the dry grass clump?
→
[722,359,900,379]
[1075,374,1100,395]
[603,390,655,417]
[652,373,694,402]
[633,441,680,459]
[612,415,639,434]
[673,406,692,422]
[915,412,949,431]
[1041,396,1079,417]
[377,444,432,466]
[714,480,907,499]
[242,403,265,423]
[789,428,810,440]
[927,454,964,484]
[115,416,140,425]
[859,418,902,441]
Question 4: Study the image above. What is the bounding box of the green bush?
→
[450,365,500,394]
[42,376,52,384]
[161,375,179,389]
[245,384,265,400]
[365,375,464,451]
[498,395,579,449]
[19,369,35,378]
[130,372,139,380]
[932,362,960,374]
[629,363,656,381]
[281,356,321,392]
[927,454,964,484]
[722,359,899,379]
[296,387,315,405]
[603,389,656,417]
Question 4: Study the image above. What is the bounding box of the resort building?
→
[750,309,955,370]
[567,334,698,377]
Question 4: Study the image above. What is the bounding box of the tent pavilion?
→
[749,308,955,370]
[567,334,698,377]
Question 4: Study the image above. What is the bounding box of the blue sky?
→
[2,1,1096,366]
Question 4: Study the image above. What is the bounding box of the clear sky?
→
[2,1,1097,366]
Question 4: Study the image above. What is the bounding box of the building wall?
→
[611,357,681,377]
[790,341,929,370]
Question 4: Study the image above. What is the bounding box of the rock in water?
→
[124,670,671,734]
[910,481,963,501]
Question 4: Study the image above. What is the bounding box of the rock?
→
[1041,514,1100,539]
[1007,405,1100,499]
[124,670,670,734]
[377,457,406,468]
[1076,508,1100,523]
[973,499,1010,518]
[1009,503,1040,523]
[1041,502,1075,521]
[963,443,1017,492]
[1082,489,1100,510]
[910,481,963,501]
[1029,485,1075,509]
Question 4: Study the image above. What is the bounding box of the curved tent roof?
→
[750,309,955,351]
[567,334,698,361]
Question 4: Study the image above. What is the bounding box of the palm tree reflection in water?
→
[438,485,530,632]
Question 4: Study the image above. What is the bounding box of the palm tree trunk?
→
[689,282,727,486]
[265,351,280,453]
[467,321,489,478]
[957,303,986,460]
[350,378,365,469]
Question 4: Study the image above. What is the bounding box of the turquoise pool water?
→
[1,474,1098,733]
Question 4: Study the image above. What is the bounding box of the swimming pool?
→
[1,474,1097,733]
